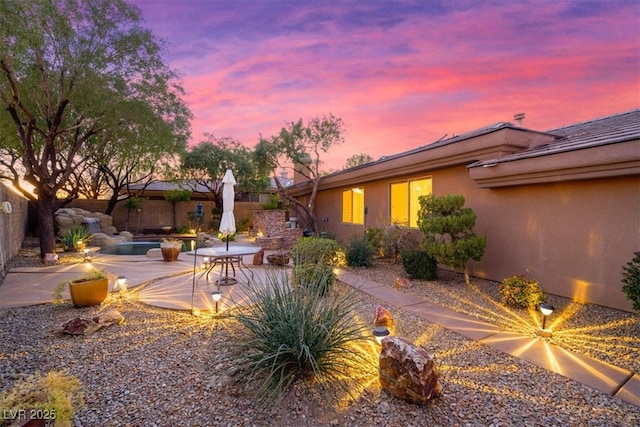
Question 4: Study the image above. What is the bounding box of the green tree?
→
[254,113,346,234]
[344,153,374,169]
[417,194,486,285]
[181,135,269,211]
[0,0,190,258]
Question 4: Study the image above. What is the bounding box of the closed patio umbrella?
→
[219,169,236,250]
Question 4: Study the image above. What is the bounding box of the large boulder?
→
[379,337,442,404]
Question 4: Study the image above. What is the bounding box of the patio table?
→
[188,246,260,286]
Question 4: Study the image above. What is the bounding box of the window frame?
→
[389,176,432,228]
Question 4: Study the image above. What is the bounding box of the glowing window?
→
[342,188,364,224]
[389,178,432,227]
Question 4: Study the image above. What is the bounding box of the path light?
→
[211,289,223,313]
[539,303,555,336]
[372,326,390,345]
[116,276,127,291]
[83,248,91,263]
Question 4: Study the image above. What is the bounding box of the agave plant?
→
[57,225,92,251]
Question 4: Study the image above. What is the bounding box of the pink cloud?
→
[131,0,639,170]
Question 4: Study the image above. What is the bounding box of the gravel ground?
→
[1,251,639,426]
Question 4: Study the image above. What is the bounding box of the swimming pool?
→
[99,239,202,255]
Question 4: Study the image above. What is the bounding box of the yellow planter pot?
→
[69,278,109,307]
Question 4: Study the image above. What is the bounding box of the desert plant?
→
[401,249,438,280]
[418,194,486,285]
[0,370,83,427]
[57,225,92,251]
[499,275,546,309]
[365,227,383,257]
[261,194,285,210]
[290,237,345,267]
[236,217,251,233]
[292,262,336,295]
[230,271,372,410]
[622,251,640,312]
[345,234,374,267]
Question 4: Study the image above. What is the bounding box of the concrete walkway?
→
[0,249,638,408]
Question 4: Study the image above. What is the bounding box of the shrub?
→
[499,275,546,309]
[230,271,372,409]
[292,262,335,295]
[236,217,251,232]
[57,225,92,251]
[346,234,374,267]
[261,194,284,210]
[365,227,383,257]
[290,237,345,267]
[0,370,83,427]
[400,249,438,280]
[622,251,640,312]
[418,193,486,285]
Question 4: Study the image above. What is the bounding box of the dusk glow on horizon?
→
[131,0,639,171]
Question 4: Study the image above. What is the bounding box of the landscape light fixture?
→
[539,303,555,336]
[83,248,90,263]
[116,276,127,291]
[372,326,390,345]
[211,289,223,313]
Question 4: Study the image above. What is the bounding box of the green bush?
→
[292,262,335,295]
[365,227,383,257]
[290,237,345,267]
[499,275,546,309]
[261,194,284,210]
[400,249,438,280]
[57,225,92,251]
[231,271,372,409]
[236,217,251,233]
[346,234,374,267]
[622,251,640,312]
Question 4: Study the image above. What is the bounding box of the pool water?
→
[99,239,202,255]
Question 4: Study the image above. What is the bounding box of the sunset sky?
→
[130,0,639,171]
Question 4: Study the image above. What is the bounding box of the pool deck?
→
[0,243,638,408]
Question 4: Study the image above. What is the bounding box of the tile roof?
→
[471,109,640,166]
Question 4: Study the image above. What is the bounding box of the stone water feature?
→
[55,208,132,246]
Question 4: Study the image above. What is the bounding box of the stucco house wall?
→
[295,110,640,312]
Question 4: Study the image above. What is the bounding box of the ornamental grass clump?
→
[345,234,374,267]
[499,275,546,309]
[0,370,83,427]
[292,262,336,295]
[230,271,372,410]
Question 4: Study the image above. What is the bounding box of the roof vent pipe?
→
[513,113,525,127]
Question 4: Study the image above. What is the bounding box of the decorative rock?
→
[146,248,163,258]
[59,318,103,336]
[379,337,442,404]
[59,310,124,336]
[252,249,264,266]
[267,253,290,266]
[93,309,125,326]
[374,305,393,327]
[394,277,413,289]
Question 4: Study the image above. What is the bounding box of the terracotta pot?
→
[69,278,109,307]
[160,242,182,262]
